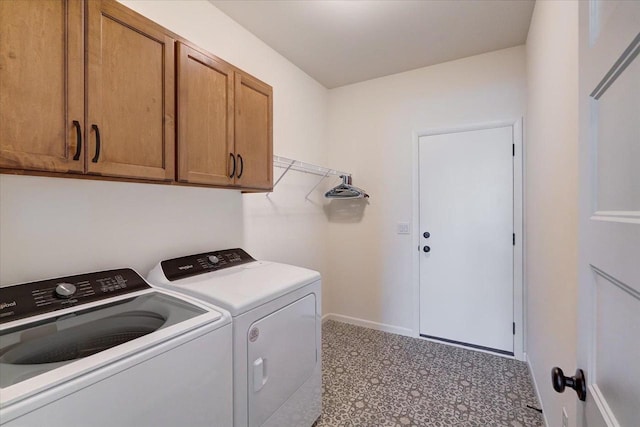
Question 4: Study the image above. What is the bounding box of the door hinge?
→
[513,322,516,335]
[512,144,515,156]
[513,233,515,245]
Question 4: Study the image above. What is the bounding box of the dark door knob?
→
[551,367,586,401]
[423,232,430,238]
[423,246,430,253]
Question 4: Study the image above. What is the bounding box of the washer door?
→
[247,294,317,426]
[0,292,206,388]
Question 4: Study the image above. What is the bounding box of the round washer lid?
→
[147,261,320,316]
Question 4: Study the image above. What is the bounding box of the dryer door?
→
[247,293,317,426]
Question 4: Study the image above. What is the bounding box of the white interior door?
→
[576,1,640,425]
[418,126,515,355]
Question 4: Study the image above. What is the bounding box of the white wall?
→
[525,1,579,426]
[0,176,243,283]
[324,47,526,333]
[0,1,330,298]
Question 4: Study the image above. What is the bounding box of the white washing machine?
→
[0,268,233,427]
[147,248,322,427]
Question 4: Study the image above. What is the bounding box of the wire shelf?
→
[270,155,350,198]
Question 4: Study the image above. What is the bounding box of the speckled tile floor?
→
[315,320,544,427]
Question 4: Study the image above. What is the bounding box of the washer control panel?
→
[161,248,255,282]
[0,269,150,325]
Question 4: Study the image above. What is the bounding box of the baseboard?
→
[525,352,550,427]
[322,313,414,338]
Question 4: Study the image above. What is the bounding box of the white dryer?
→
[0,268,233,427]
[147,249,321,427]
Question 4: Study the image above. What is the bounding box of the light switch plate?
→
[397,222,410,234]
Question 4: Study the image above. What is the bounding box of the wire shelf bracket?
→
[268,155,350,199]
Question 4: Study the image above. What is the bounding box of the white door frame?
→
[411,118,524,360]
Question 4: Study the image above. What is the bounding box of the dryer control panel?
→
[161,248,255,282]
[0,269,150,324]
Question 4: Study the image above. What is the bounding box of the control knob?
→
[208,255,220,264]
[55,282,77,299]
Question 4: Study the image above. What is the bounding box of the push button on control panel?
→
[208,255,220,264]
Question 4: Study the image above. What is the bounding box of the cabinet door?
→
[86,0,174,181]
[234,72,273,190]
[0,0,84,173]
[176,43,235,186]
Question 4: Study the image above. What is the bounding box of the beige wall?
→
[0,1,331,298]
[324,47,526,333]
[525,1,579,426]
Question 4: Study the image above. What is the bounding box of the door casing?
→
[411,118,524,360]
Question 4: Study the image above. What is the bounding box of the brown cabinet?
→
[86,0,174,181]
[0,0,84,173]
[1,0,174,181]
[234,72,273,190]
[1,0,272,190]
[176,43,234,186]
[177,42,273,190]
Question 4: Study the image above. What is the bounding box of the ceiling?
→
[210,0,535,89]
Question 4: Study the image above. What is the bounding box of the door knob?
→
[423,232,430,238]
[423,246,430,253]
[551,367,586,401]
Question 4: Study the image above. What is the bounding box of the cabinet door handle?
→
[237,154,244,178]
[72,120,82,161]
[91,124,101,163]
[229,153,236,178]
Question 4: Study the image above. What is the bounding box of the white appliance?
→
[147,249,322,427]
[0,268,233,427]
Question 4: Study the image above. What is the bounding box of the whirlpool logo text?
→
[0,301,17,310]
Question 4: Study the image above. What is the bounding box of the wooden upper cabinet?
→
[86,0,174,181]
[176,44,273,190]
[0,0,84,173]
[1,0,272,191]
[234,72,273,190]
[176,43,234,186]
